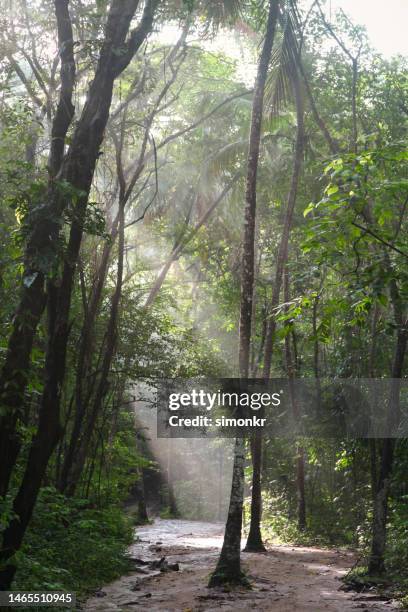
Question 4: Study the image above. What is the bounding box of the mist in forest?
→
[0,0,407,606]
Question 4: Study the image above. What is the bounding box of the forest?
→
[0,0,407,609]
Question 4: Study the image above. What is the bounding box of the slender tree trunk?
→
[0,0,75,499]
[246,57,305,552]
[262,65,304,377]
[243,425,266,551]
[368,326,407,574]
[312,292,322,413]
[367,253,407,574]
[208,436,247,586]
[209,0,279,586]
[296,446,306,530]
[368,305,380,504]
[284,268,306,530]
[369,436,395,575]
[369,439,378,503]
[244,223,266,552]
[245,223,262,545]
[64,193,126,496]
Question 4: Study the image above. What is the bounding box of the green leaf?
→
[327,185,339,196]
[303,202,315,217]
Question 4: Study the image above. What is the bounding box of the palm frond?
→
[201,139,247,189]
[199,0,242,28]
[264,0,301,117]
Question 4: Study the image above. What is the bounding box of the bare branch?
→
[316,0,354,61]
[351,221,408,260]
[124,135,158,228]
[6,54,45,111]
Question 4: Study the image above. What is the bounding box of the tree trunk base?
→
[244,522,266,552]
[243,543,267,553]
[0,564,16,590]
[368,558,386,576]
[243,536,267,553]
[208,567,250,588]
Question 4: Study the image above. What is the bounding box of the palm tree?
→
[208,0,280,586]
[245,1,305,553]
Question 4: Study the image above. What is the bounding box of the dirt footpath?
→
[85,519,396,611]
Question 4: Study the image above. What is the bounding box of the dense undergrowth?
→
[10,488,133,596]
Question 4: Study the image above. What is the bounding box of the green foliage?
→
[13,488,133,595]
[341,494,408,605]
[387,500,408,582]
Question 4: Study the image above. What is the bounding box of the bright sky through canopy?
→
[330,0,408,57]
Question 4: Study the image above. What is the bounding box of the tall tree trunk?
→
[209,0,279,586]
[368,305,380,505]
[208,436,247,586]
[0,0,75,499]
[284,267,306,530]
[262,64,304,376]
[245,208,264,554]
[366,249,407,574]
[57,219,119,492]
[368,326,407,574]
[312,292,322,413]
[246,57,305,552]
[0,0,159,588]
[296,446,306,530]
[243,426,266,551]
[63,198,126,497]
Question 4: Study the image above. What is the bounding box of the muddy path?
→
[84,519,396,611]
